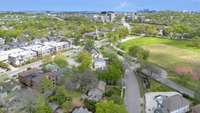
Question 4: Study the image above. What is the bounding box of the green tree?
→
[166,22,192,39]
[192,36,200,48]
[84,99,97,113]
[98,53,123,85]
[42,55,53,64]
[77,50,92,72]
[85,38,94,51]
[107,31,119,43]
[38,76,54,93]
[117,27,129,39]
[96,101,128,113]
[0,61,10,70]
[131,24,157,36]
[49,86,68,105]
[53,54,68,68]
[62,101,73,113]
[106,27,129,43]
[34,96,52,113]
[128,46,149,62]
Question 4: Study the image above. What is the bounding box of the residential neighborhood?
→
[0,1,200,113]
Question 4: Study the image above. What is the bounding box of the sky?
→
[0,0,200,11]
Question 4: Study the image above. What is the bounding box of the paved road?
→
[158,78,194,97]
[6,60,43,77]
[113,44,141,113]
[141,69,194,98]
[124,60,141,113]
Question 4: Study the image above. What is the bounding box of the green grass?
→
[120,37,200,71]
[120,37,199,52]
[146,80,172,92]
[168,75,200,91]
[120,37,200,91]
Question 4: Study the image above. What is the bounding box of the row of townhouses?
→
[0,41,71,66]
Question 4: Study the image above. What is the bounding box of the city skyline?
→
[0,0,200,11]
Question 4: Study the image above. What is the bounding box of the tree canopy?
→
[34,96,52,113]
[96,101,128,113]
[77,50,92,72]
[128,46,149,62]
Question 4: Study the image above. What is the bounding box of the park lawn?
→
[145,44,200,72]
[120,37,200,90]
[120,37,200,72]
[120,37,200,52]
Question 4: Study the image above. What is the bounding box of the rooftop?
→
[145,92,182,113]
[9,50,36,58]
[162,95,190,112]
[72,107,91,113]
[0,48,24,61]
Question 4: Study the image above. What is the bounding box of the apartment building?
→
[0,48,24,62]
[43,41,70,52]
[22,44,55,56]
[8,50,37,66]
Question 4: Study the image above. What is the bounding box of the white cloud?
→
[119,1,128,8]
[115,1,129,10]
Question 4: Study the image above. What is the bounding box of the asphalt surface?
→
[141,68,194,98]
[113,44,141,113]
[6,60,43,77]
[124,61,141,113]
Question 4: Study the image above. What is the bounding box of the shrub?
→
[0,61,10,70]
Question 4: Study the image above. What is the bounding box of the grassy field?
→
[120,37,200,90]
[120,37,200,52]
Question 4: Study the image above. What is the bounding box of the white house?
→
[91,49,106,70]
[93,58,106,70]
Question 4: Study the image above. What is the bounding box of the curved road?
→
[124,60,141,113]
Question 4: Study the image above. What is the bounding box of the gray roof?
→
[162,95,190,112]
[72,107,91,113]
[86,81,106,101]
[192,104,200,113]
[87,88,103,101]
[97,81,106,92]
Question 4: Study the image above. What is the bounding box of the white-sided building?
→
[22,44,55,56]
[93,58,106,70]
[8,50,37,66]
[91,49,106,70]
[43,41,70,52]
[0,48,24,62]
[145,92,190,113]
